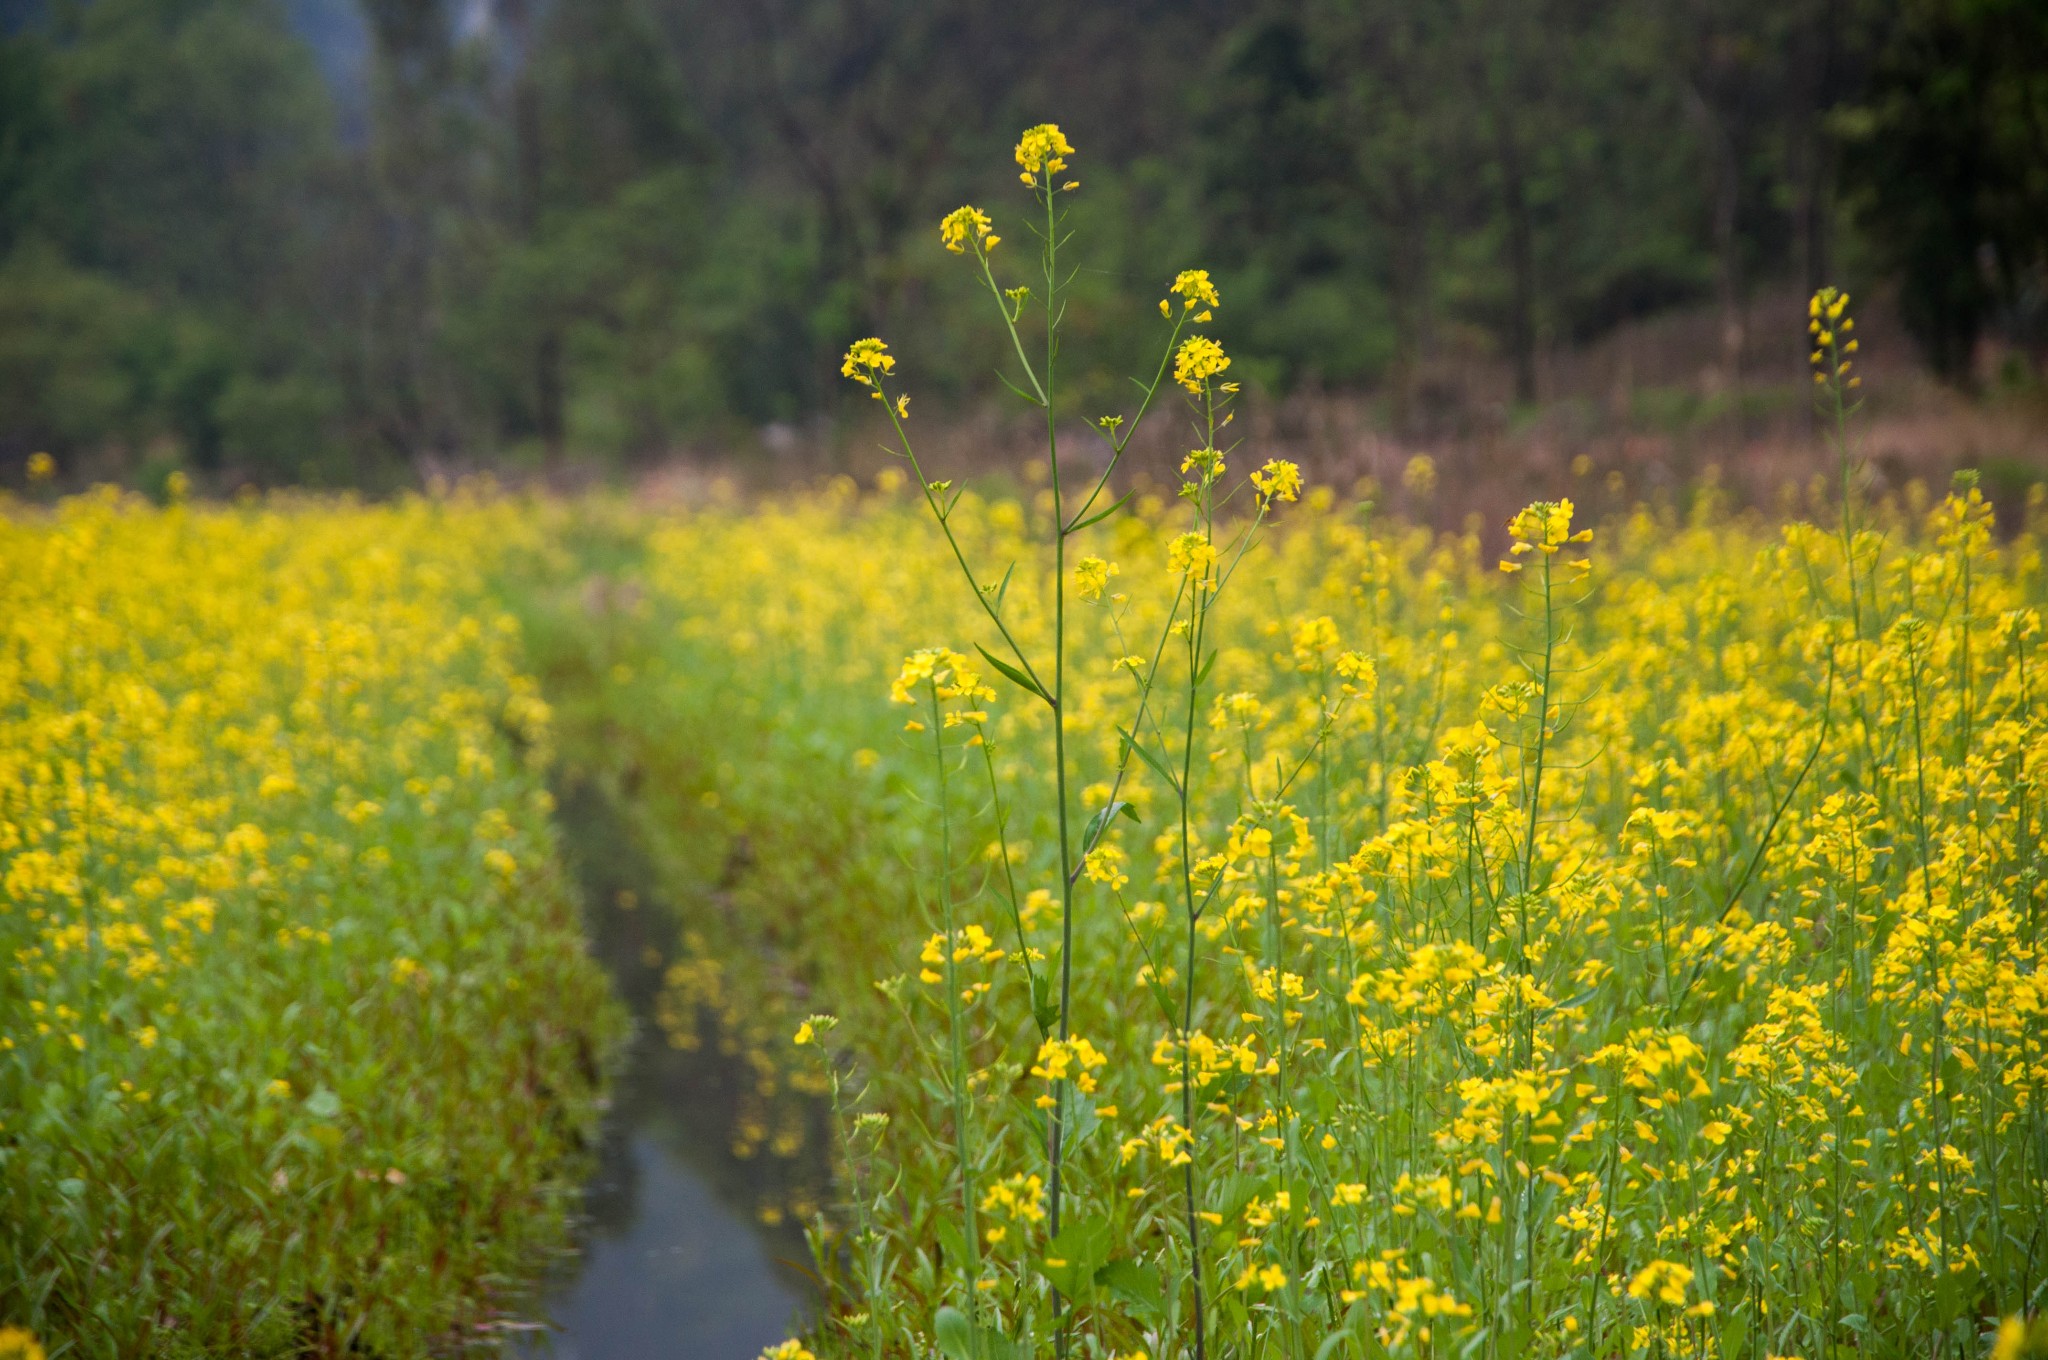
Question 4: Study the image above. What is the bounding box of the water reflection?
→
[518,777,827,1359]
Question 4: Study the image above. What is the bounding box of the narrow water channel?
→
[517,776,827,1359]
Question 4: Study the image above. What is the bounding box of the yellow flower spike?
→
[939,205,994,255]
[1167,532,1219,580]
[895,394,910,420]
[1159,299,1170,318]
[1251,459,1302,506]
[1172,335,1230,392]
[840,337,895,386]
[1627,1259,1695,1307]
[1074,555,1118,602]
[1170,269,1221,312]
[1014,123,1074,185]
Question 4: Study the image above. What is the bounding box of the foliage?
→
[1837,0,2048,381]
[0,0,2040,482]
[0,487,620,1356]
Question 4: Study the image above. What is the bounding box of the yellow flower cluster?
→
[1172,335,1230,392]
[1250,458,1302,507]
[0,1328,45,1360]
[1811,286,1861,388]
[1074,554,1118,602]
[1014,123,1074,187]
[1168,269,1220,321]
[940,204,997,255]
[1030,1035,1108,1095]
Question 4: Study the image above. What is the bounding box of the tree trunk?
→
[1684,78,1746,428]
[513,74,565,463]
[1493,113,1539,406]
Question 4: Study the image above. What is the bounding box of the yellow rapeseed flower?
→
[1014,123,1074,185]
[0,1328,46,1360]
[1172,335,1230,392]
[1169,269,1221,312]
[1074,555,1118,602]
[840,337,895,392]
[1628,1259,1695,1307]
[939,204,996,254]
[1251,459,1302,506]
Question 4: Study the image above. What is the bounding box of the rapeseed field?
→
[591,447,2048,1360]
[6,122,2048,1360]
[553,130,2048,1360]
[0,487,617,1356]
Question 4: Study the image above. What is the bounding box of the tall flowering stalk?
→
[1810,287,1866,635]
[843,126,1300,1359]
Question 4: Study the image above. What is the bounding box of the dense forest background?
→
[0,0,2043,489]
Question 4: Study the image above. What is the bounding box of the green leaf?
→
[1118,726,1183,797]
[1035,1214,1113,1298]
[978,1329,1024,1360]
[304,1087,341,1119]
[1068,487,1135,533]
[1094,1258,1163,1319]
[1146,974,1178,1025]
[1313,1331,1357,1360]
[993,562,1017,613]
[1195,648,1218,687]
[1080,799,1138,855]
[1031,972,1059,1038]
[995,370,1044,407]
[934,1306,975,1360]
[976,643,1049,705]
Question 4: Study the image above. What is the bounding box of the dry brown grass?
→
[640,286,2048,538]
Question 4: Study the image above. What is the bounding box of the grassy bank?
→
[0,489,621,1357]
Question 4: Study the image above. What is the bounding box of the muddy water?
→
[517,778,827,1359]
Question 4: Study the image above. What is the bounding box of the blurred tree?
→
[0,0,2031,481]
[1841,0,2048,381]
[0,0,345,474]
